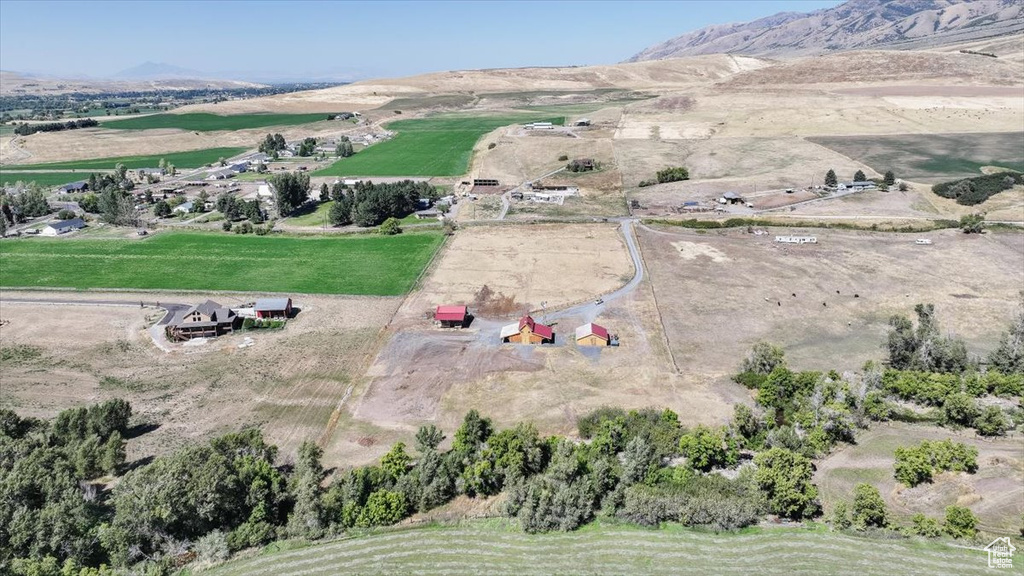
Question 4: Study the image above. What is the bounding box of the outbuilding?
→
[254,297,293,319]
[41,217,85,236]
[575,323,611,346]
[501,315,554,344]
[434,305,469,328]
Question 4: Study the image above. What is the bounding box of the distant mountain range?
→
[627,0,1024,61]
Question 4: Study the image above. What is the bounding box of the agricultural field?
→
[0,230,443,295]
[0,291,400,459]
[101,112,333,131]
[638,225,1024,375]
[807,132,1024,183]
[204,520,1002,576]
[315,115,564,177]
[0,171,88,188]
[1,147,248,171]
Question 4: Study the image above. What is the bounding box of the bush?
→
[852,483,887,528]
[740,342,786,375]
[753,448,819,519]
[678,425,738,472]
[975,406,1009,436]
[655,166,689,184]
[942,393,978,428]
[830,501,851,530]
[894,439,978,487]
[378,217,402,236]
[943,505,978,539]
[557,154,568,161]
[911,513,942,538]
[222,220,232,232]
[959,213,985,234]
[488,143,497,150]
[56,209,76,220]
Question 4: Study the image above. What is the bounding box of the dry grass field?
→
[638,224,1024,375]
[815,422,1024,533]
[0,290,399,459]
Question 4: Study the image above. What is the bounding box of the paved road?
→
[0,297,188,325]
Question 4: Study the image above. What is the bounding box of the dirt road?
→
[0,296,187,325]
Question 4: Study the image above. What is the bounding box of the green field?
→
[1,147,248,171]
[283,202,333,227]
[0,171,92,188]
[102,112,333,131]
[0,231,443,295]
[204,520,1005,576]
[315,115,564,177]
[808,132,1024,183]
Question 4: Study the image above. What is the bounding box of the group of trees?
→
[893,439,978,487]
[269,172,310,217]
[296,137,317,157]
[0,183,51,231]
[639,166,689,187]
[829,484,977,539]
[258,133,287,156]
[933,172,1022,206]
[325,180,432,228]
[335,135,354,158]
[13,118,98,136]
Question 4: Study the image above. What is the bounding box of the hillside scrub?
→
[893,439,978,487]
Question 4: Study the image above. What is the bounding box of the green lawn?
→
[0,230,443,295]
[315,115,565,177]
[0,171,96,188]
[101,112,334,131]
[1,147,248,171]
[204,520,1004,576]
[283,202,333,227]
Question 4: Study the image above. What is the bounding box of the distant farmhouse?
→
[41,218,85,236]
[167,300,239,340]
[837,181,875,191]
[59,181,89,193]
[501,315,554,344]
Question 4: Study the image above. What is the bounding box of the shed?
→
[722,191,743,204]
[575,323,610,347]
[41,217,85,236]
[573,118,591,127]
[254,297,292,319]
[501,315,554,344]
[434,305,469,328]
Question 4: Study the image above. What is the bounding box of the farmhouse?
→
[254,297,293,319]
[575,322,611,346]
[136,167,164,178]
[207,168,235,180]
[173,201,194,214]
[167,300,239,340]
[837,181,876,191]
[720,191,744,204]
[415,209,441,220]
[41,217,85,236]
[573,118,591,127]
[567,158,595,172]
[434,305,470,328]
[501,315,554,344]
[59,181,89,193]
[249,153,270,165]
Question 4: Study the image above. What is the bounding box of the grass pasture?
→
[315,115,565,177]
[0,171,92,188]
[0,231,443,295]
[807,132,1024,183]
[204,521,1003,576]
[101,112,333,131]
[1,147,248,171]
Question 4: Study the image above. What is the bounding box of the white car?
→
[595,298,604,305]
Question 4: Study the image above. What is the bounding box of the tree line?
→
[326,179,433,227]
[13,118,98,136]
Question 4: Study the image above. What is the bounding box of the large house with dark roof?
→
[166,300,239,340]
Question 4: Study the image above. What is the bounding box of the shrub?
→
[894,439,978,487]
[830,501,851,530]
[655,166,689,184]
[942,393,978,428]
[678,425,738,472]
[943,505,978,539]
[222,220,232,232]
[753,448,819,519]
[911,513,942,538]
[557,154,568,161]
[852,484,887,528]
[488,143,497,150]
[740,342,786,375]
[975,406,1009,436]
[959,213,985,234]
[378,217,402,235]
[356,490,408,527]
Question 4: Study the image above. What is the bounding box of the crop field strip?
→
[0,231,444,295]
[0,171,95,187]
[315,115,565,177]
[207,524,997,576]
[100,112,334,131]
[1,147,249,171]
[806,132,1024,182]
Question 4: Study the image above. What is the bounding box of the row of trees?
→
[638,166,689,188]
[13,118,98,136]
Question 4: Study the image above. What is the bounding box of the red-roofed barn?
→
[501,315,554,344]
[434,305,469,328]
[575,322,610,346]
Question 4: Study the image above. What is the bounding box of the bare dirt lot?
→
[0,290,399,460]
[409,223,634,312]
[815,422,1024,533]
[638,225,1024,375]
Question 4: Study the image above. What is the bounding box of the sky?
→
[0,0,843,82]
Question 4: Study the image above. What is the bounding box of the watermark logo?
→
[985,537,1015,569]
